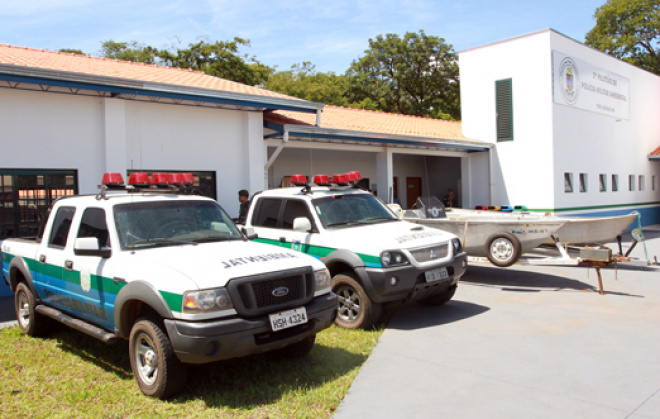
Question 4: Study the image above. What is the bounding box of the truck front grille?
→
[409,243,449,263]
[227,267,314,317]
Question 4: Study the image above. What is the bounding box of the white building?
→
[459,29,660,225]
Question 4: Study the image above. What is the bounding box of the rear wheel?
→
[129,316,188,399]
[15,282,49,336]
[484,233,522,267]
[332,273,381,329]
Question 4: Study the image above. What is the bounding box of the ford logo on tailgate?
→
[272,286,289,297]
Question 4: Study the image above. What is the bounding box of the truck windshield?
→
[313,193,398,229]
[114,200,242,249]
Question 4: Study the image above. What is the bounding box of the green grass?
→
[0,320,385,418]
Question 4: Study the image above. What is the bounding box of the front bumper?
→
[165,292,337,364]
[356,252,468,303]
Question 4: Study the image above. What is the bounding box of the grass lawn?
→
[0,321,385,418]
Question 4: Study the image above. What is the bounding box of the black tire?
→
[274,334,316,359]
[14,282,49,336]
[417,284,457,306]
[129,316,188,399]
[332,273,382,329]
[484,233,522,267]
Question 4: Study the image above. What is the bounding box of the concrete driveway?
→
[333,232,660,419]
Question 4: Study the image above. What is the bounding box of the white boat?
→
[398,197,565,267]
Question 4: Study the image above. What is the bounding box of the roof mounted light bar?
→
[97,172,196,199]
[290,171,364,193]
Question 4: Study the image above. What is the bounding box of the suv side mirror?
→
[74,237,112,258]
[293,217,312,232]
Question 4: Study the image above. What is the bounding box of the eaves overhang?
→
[265,121,492,152]
[650,154,660,161]
[0,64,324,113]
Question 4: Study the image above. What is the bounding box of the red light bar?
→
[332,174,348,185]
[313,174,331,186]
[346,171,362,182]
[290,174,307,186]
[101,172,124,186]
[170,173,194,185]
[128,172,151,186]
[151,173,171,186]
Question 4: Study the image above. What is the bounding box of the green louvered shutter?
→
[496,79,513,142]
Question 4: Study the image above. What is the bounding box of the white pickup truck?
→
[244,173,468,329]
[1,173,337,399]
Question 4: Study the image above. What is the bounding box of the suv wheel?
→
[332,273,381,329]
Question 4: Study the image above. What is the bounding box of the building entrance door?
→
[406,177,421,209]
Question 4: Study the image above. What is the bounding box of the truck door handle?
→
[64,260,74,271]
[39,255,46,264]
[279,237,286,243]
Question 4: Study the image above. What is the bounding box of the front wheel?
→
[332,273,381,330]
[129,316,188,399]
[484,233,522,267]
[15,282,49,336]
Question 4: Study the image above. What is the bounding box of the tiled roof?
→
[0,44,299,101]
[266,105,481,143]
[651,145,660,156]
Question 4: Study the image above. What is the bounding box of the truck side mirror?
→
[74,237,112,258]
[293,217,312,232]
[241,227,258,240]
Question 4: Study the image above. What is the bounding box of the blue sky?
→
[0,0,606,74]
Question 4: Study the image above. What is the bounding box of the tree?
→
[346,30,460,120]
[263,62,351,106]
[58,49,86,55]
[585,0,660,75]
[99,38,272,86]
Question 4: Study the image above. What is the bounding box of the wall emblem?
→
[559,57,579,105]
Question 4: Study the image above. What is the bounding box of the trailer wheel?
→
[15,282,49,337]
[332,273,381,329]
[484,233,522,267]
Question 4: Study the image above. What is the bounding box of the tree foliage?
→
[585,0,660,75]
[58,49,86,55]
[263,62,351,106]
[346,30,460,120]
[99,39,272,86]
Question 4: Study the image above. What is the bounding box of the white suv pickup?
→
[1,173,337,398]
[244,173,468,329]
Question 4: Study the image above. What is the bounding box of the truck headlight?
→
[314,268,332,293]
[183,288,234,314]
[452,238,463,254]
[381,251,410,267]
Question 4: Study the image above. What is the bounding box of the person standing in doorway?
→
[237,189,250,224]
[442,189,458,208]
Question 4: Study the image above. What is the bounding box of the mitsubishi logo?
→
[430,249,437,259]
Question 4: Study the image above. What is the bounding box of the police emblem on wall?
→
[559,57,579,105]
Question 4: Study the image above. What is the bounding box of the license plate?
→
[269,307,308,331]
[425,268,449,283]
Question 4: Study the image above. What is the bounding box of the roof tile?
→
[0,43,300,101]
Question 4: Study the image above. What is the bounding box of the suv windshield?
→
[313,193,397,229]
[114,200,242,249]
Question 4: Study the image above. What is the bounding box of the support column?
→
[376,149,394,202]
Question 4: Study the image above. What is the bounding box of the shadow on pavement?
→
[388,300,490,331]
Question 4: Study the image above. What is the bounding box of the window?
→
[77,208,110,247]
[282,200,312,230]
[252,198,283,228]
[564,173,573,193]
[0,169,77,239]
[639,175,645,191]
[496,79,513,142]
[629,175,635,191]
[49,206,76,248]
[599,174,607,192]
[612,174,619,192]
[579,173,588,193]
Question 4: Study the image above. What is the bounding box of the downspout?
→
[316,109,322,127]
[489,147,494,205]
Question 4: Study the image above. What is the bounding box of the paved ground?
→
[333,227,660,419]
[2,228,659,418]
